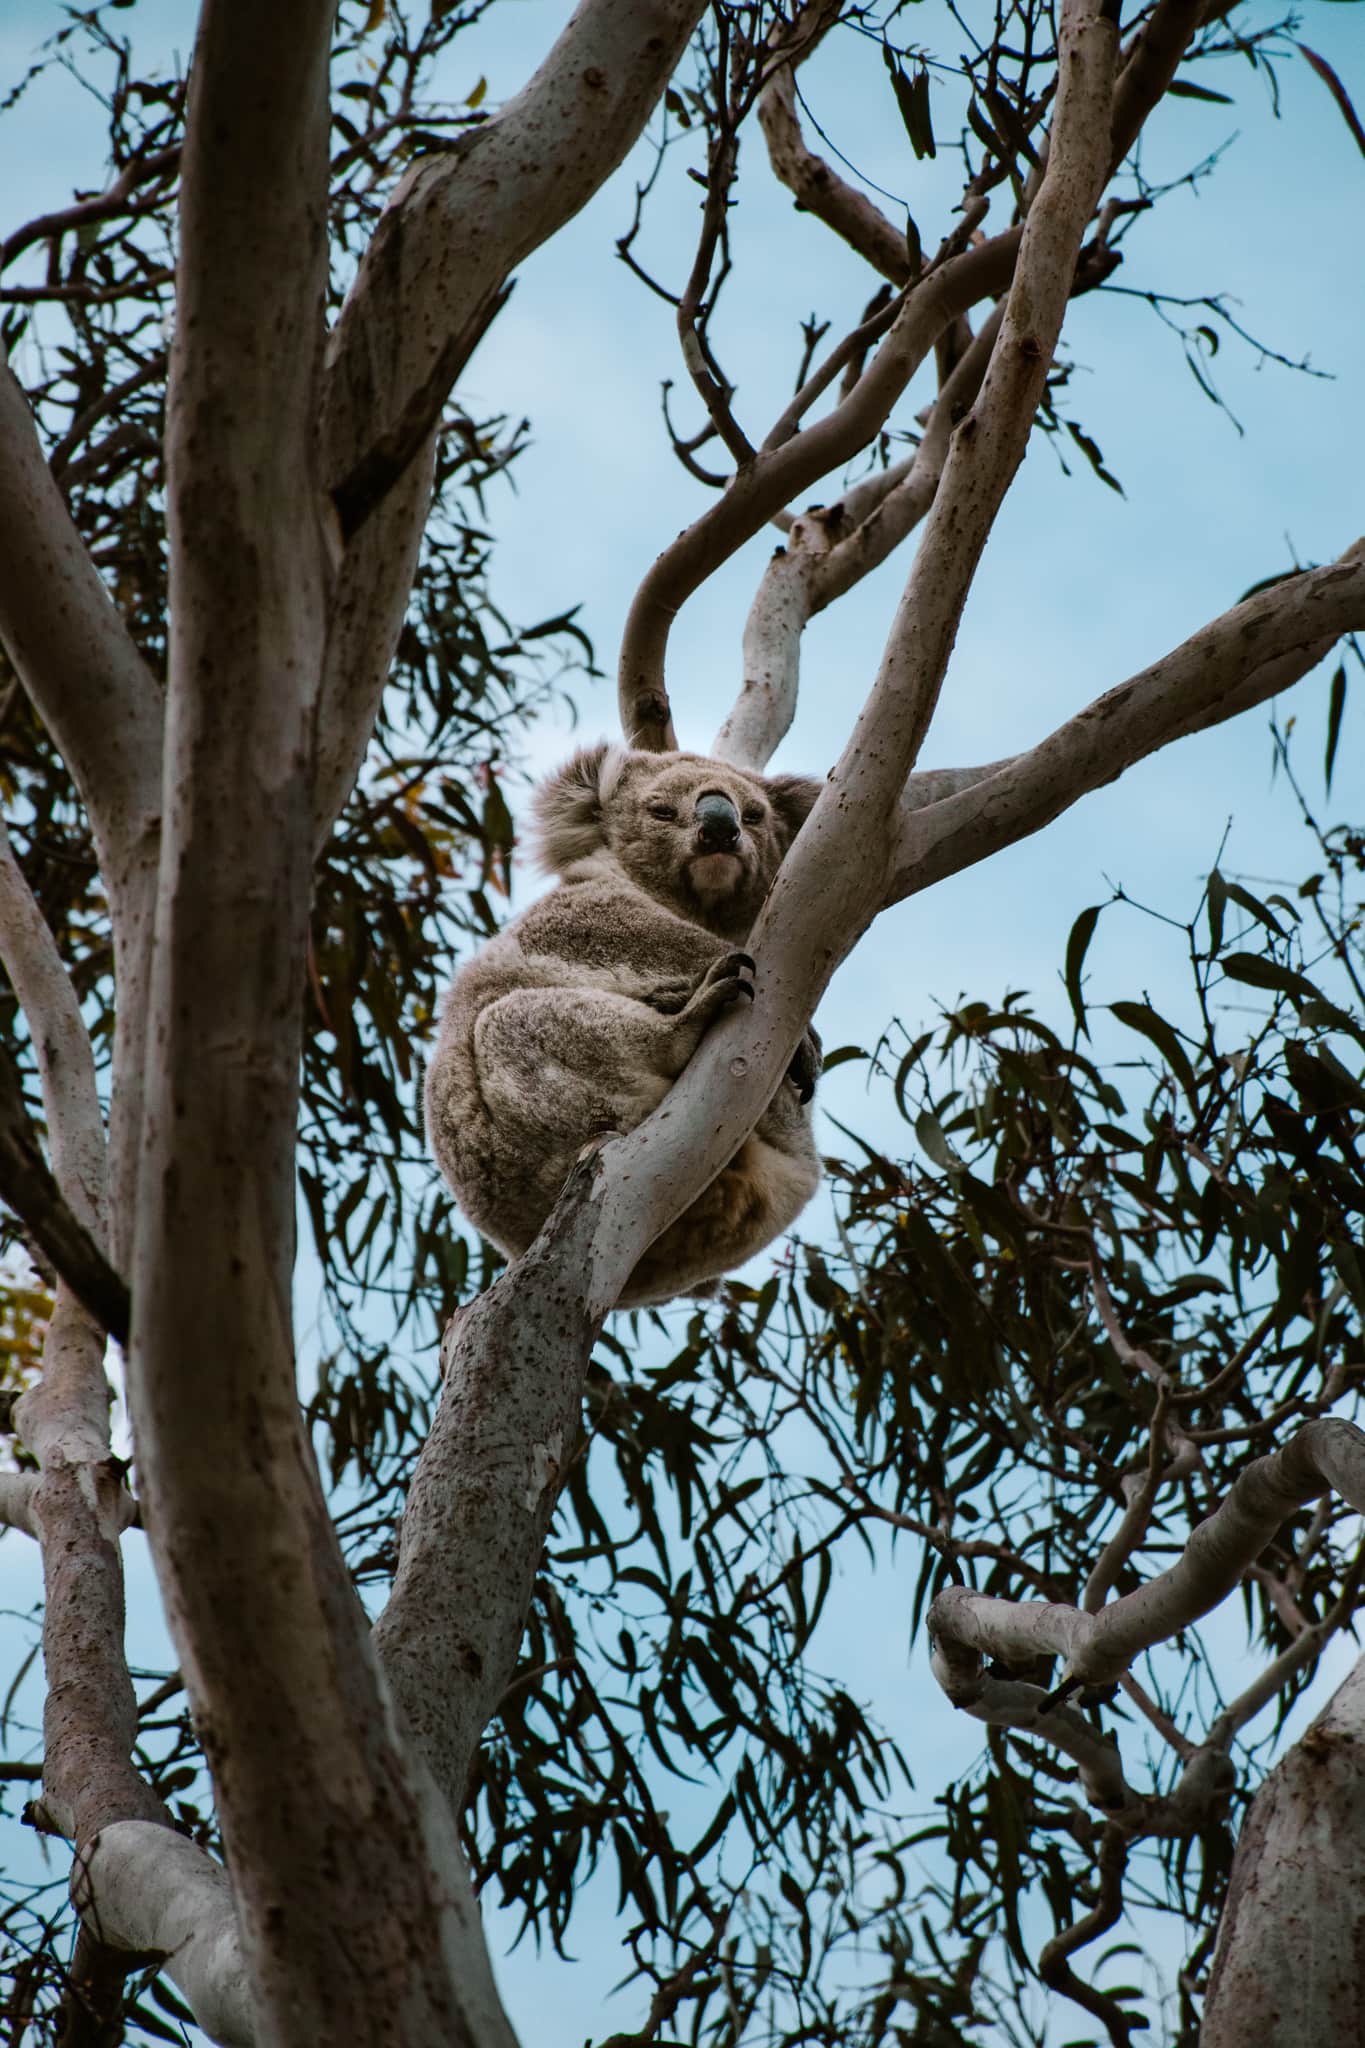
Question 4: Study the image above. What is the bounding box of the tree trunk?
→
[1203,1651,1365,2046]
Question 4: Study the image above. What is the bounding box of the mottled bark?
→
[1203,1654,1365,2047]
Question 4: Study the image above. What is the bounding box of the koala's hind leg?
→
[469,961,752,1152]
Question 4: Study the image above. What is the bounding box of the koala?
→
[425,744,823,1307]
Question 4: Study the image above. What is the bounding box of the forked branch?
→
[928,1418,1365,1697]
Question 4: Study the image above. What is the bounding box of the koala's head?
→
[532,744,820,936]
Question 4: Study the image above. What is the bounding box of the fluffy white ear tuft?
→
[531,743,624,872]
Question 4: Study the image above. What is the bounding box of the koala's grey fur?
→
[425,744,823,1306]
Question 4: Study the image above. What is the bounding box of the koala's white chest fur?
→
[424,745,822,1306]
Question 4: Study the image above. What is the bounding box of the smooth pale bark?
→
[1202,1653,1365,2046]
[122,2,719,2039]
[616,228,1022,749]
[374,1,1123,1778]
[0,819,131,1335]
[0,1471,37,1534]
[706,0,1201,775]
[713,310,1004,770]
[927,1420,1365,1696]
[0,352,161,885]
[2,0,1361,2036]
[0,806,157,1855]
[130,7,513,2042]
[376,1159,605,1804]
[887,550,1365,902]
[0,817,107,1241]
[0,3,718,2038]
[79,1824,254,2048]
[20,1310,161,1850]
[0,351,163,1258]
[312,0,709,850]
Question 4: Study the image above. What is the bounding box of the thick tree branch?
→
[0,793,161,1928]
[0,1044,130,1346]
[0,815,128,1338]
[312,0,710,850]
[0,816,108,1244]
[1204,1652,1365,2048]
[0,352,162,885]
[0,1471,37,1535]
[856,0,1118,784]
[131,9,522,2041]
[886,553,1365,903]
[712,0,1207,771]
[76,1824,253,2048]
[375,1153,606,1804]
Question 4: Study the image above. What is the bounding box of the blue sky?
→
[1,2,1363,2041]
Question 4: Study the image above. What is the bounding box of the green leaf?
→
[1167,77,1234,103]
[1223,879,1290,938]
[1221,952,1320,1005]
[1324,663,1347,793]
[1109,1001,1199,1107]
[884,48,936,159]
[820,1044,869,1072]
[1064,904,1102,1037]
[1064,418,1124,495]
[915,1109,959,1171]
[1206,867,1227,955]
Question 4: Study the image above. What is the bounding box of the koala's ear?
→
[764,773,822,848]
[531,743,620,872]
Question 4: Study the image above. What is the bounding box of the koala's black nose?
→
[695,791,740,851]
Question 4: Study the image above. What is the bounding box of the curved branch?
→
[854,0,1118,785]
[757,4,911,286]
[0,1044,130,1345]
[1038,1828,1137,2048]
[617,228,1020,748]
[0,353,162,884]
[713,307,1006,769]
[0,816,107,1243]
[928,1419,1365,1695]
[77,1825,253,2048]
[0,149,181,275]
[0,1471,37,1536]
[886,550,1365,904]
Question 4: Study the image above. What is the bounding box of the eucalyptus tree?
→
[0,1,1362,2045]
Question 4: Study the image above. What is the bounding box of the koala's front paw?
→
[689,950,756,1020]
[787,1027,822,1104]
[663,951,755,1058]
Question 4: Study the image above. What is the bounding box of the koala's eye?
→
[646,801,678,821]
[741,804,765,826]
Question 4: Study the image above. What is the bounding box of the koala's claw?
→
[680,950,756,1031]
[787,1026,822,1103]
